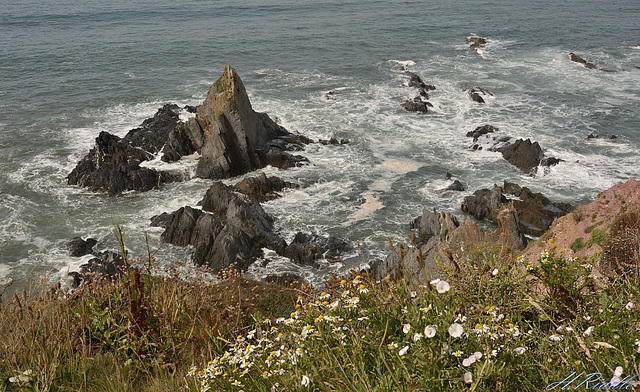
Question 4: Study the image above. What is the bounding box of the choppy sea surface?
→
[1,0,639,292]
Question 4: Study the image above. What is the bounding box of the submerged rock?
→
[465,86,493,103]
[233,173,297,203]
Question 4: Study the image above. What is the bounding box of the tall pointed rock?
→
[195,65,272,178]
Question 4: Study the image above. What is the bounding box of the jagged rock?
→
[200,181,243,218]
[540,157,563,167]
[225,197,287,254]
[462,181,573,237]
[569,53,597,69]
[234,173,297,203]
[461,185,506,221]
[319,137,349,145]
[411,210,460,245]
[443,180,465,192]
[67,131,178,196]
[193,65,310,179]
[161,118,205,162]
[124,104,181,153]
[284,232,352,267]
[401,99,430,113]
[158,206,206,247]
[206,225,263,272]
[67,237,97,257]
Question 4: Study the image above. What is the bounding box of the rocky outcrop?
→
[496,138,544,174]
[466,36,488,55]
[169,65,310,179]
[461,181,574,237]
[369,207,526,283]
[401,71,435,113]
[67,105,182,196]
[466,125,562,175]
[68,250,126,287]
[152,180,350,273]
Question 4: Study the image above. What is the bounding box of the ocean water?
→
[1,0,639,292]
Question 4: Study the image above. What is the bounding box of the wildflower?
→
[611,367,624,386]
[399,345,409,356]
[340,279,347,286]
[454,314,467,323]
[319,292,330,300]
[187,366,197,376]
[330,300,340,310]
[420,305,432,313]
[526,264,533,271]
[424,325,437,338]
[464,371,473,384]
[410,291,418,298]
[452,350,464,357]
[549,333,564,342]
[413,333,423,342]
[436,280,451,293]
[626,302,635,310]
[357,284,369,294]
[401,306,408,314]
[302,375,310,387]
[403,324,411,333]
[516,255,523,262]
[388,342,398,350]
[474,352,482,360]
[514,347,527,355]
[462,358,472,367]
[448,323,464,338]
[430,278,441,285]
[492,268,499,276]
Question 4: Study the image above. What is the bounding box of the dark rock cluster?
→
[401,71,435,113]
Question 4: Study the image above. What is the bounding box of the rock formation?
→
[151,179,351,274]
[466,125,563,175]
[162,65,309,179]
[401,71,435,113]
[369,206,526,284]
[69,66,311,196]
[67,104,182,196]
[461,181,573,237]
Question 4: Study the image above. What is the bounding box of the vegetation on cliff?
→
[2,182,640,391]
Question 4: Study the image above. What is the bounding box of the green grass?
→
[2,237,640,391]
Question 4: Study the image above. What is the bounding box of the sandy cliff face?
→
[521,178,640,268]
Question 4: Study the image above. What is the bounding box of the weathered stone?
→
[194,65,309,179]
[124,103,181,153]
[200,181,243,218]
[466,125,498,142]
